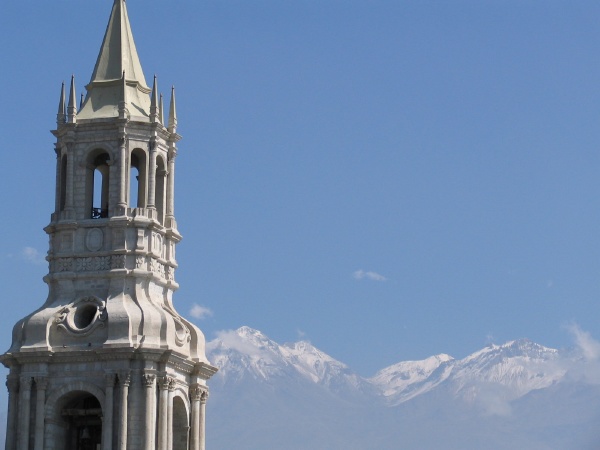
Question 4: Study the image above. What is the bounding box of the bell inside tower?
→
[60,394,103,450]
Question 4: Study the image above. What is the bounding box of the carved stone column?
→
[143,374,156,450]
[33,377,48,450]
[65,143,74,215]
[165,150,176,226]
[167,378,175,450]
[117,137,128,213]
[102,373,115,450]
[147,141,157,209]
[157,376,172,450]
[5,376,19,450]
[199,389,208,450]
[17,376,32,450]
[54,148,61,213]
[118,372,130,450]
[189,385,204,450]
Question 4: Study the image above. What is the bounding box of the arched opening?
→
[85,151,110,219]
[130,149,147,209]
[155,156,167,224]
[59,155,67,211]
[51,392,103,450]
[173,396,189,450]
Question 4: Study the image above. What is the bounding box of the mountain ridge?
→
[205,326,600,450]
[207,326,571,406]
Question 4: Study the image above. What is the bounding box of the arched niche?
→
[85,149,112,219]
[45,383,106,450]
[155,155,167,224]
[173,393,190,450]
[130,148,148,208]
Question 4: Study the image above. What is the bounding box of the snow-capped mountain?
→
[207,326,372,394]
[208,327,567,405]
[369,339,566,406]
[206,327,600,450]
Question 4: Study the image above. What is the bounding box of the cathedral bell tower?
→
[1,1,217,449]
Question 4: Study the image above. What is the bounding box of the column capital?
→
[142,373,156,388]
[118,371,131,387]
[19,376,33,390]
[159,375,175,391]
[190,384,208,402]
[6,376,19,393]
[34,376,48,391]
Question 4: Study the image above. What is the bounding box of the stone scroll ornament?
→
[54,296,107,337]
[161,304,191,347]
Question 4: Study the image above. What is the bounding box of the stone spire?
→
[67,74,77,123]
[78,0,151,120]
[159,93,165,125]
[2,3,216,448]
[168,85,178,133]
[56,81,66,126]
[150,75,159,123]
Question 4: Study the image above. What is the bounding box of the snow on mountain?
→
[369,338,566,407]
[451,339,565,399]
[207,326,371,394]
[208,327,570,409]
[206,327,600,449]
[369,354,454,402]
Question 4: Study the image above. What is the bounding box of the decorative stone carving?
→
[152,232,163,256]
[75,257,93,272]
[94,256,111,270]
[85,228,104,252]
[34,377,48,391]
[119,372,131,387]
[136,255,146,269]
[136,229,146,250]
[159,376,174,391]
[161,305,191,346]
[111,254,126,269]
[55,296,107,336]
[56,257,73,272]
[200,389,209,404]
[55,255,125,272]
[190,384,208,401]
[143,374,156,388]
[6,377,18,393]
[19,376,32,390]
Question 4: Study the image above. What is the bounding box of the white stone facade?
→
[1,1,217,449]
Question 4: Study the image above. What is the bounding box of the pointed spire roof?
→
[159,93,165,125]
[90,0,148,89]
[168,86,178,132]
[78,0,151,120]
[67,75,77,123]
[56,82,66,126]
[150,75,159,123]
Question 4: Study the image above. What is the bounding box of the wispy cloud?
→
[189,304,214,320]
[21,247,45,265]
[561,323,600,385]
[566,323,600,361]
[353,269,387,282]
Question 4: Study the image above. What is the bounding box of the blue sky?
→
[1,1,600,379]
